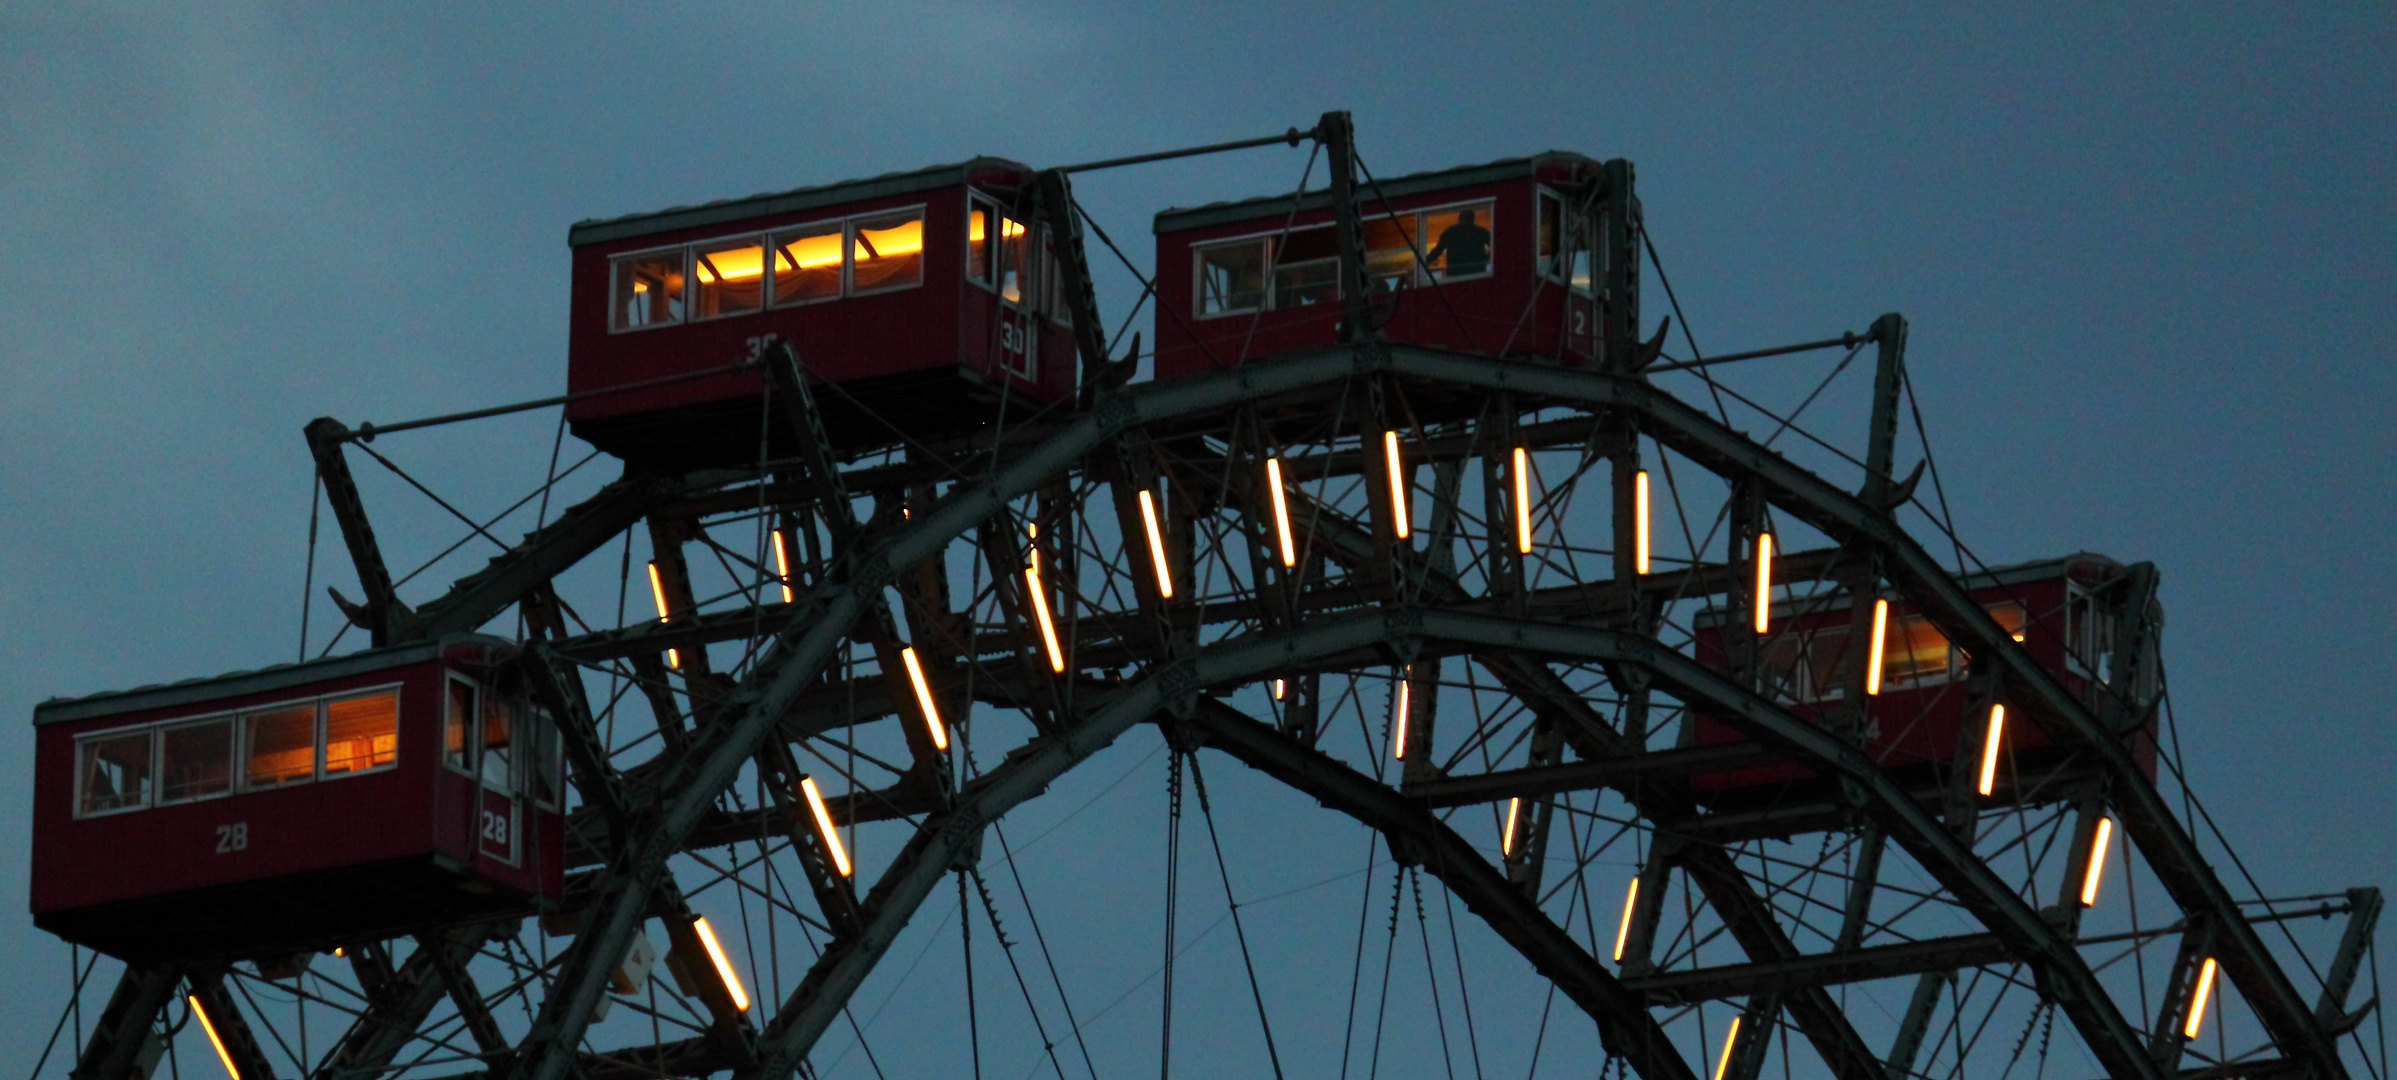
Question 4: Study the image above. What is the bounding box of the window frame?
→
[71,721,158,820]
[154,713,237,807]
[1189,234,1273,320]
[444,673,481,778]
[1410,197,1500,285]
[236,694,326,792]
[319,684,404,781]
[607,245,691,334]
[688,237,769,323]
[965,192,1003,292]
[765,218,847,310]
[845,203,931,299]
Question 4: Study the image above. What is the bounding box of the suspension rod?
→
[1651,331,1873,373]
[1056,125,1317,175]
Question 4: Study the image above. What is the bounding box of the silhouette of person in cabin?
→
[1422,210,1491,279]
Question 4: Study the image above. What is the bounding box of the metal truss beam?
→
[316,924,499,1078]
[1353,345,2345,1079]
[71,962,184,1080]
[407,468,688,640]
[1617,932,2011,1005]
[1178,696,1699,1080]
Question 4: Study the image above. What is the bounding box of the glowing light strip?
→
[1752,532,1774,634]
[1865,598,1890,696]
[800,775,852,877]
[2080,816,2115,907]
[191,994,241,1079]
[1137,488,1174,598]
[1392,669,1411,760]
[1633,470,1651,575]
[1502,797,1522,857]
[1025,527,1066,674]
[772,530,794,605]
[2184,956,2219,1038]
[1712,1016,1743,1080]
[648,560,680,669]
[1266,456,1297,568]
[693,916,752,1011]
[1384,431,1411,540]
[1273,678,1286,701]
[1613,877,1640,961]
[901,647,949,751]
[1978,704,2005,796]
[1512,447,1533,554]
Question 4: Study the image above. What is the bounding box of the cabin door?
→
[476,697,522,866]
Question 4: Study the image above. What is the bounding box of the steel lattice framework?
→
[54,118,2381,1080]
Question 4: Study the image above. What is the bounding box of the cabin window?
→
[445,678,477,773]
[1420,202,1496,281]
[76,729,153,816]
[967,200,997,286]
[1537,190,1594,296]
[1883,614,1955,687]
[324,691,399,776]
[242,703,318,789]
[1196,239,1268,316]
[1271,225,1342,309]
[1045,241,1073,326]
[2065,586,2115,682]
[851,210,926,295]
[997,216,1035,305]
[770,222,844,306]
[1362,215,1420,290]
[157,718,233,804]
[611,251,686,331]
[480,694,515,794]
[1989,601,2028,644]
[692,240,766,320]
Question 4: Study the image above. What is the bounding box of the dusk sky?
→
[2,5,2389,1074]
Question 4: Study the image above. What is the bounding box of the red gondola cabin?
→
[1151,152,1628,377]
[1687,553,2163,804]
[567,158,1079,469]
[30,636,565,963]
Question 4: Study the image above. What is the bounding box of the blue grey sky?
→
[1,3,2389,1071]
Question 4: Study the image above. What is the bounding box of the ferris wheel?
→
[34,114,2382,1080]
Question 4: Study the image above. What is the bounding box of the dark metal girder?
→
[1178,697,1699,1080]
[1404,743,1778,807]
[1618,932,2012,1006]
[406,467,690,641]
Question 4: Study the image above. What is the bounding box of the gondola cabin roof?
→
[1151,150,1601,233]
[568,156,1035,247]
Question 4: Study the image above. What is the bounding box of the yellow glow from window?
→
[800,775,852,877]
[1712,1016,1743,1080]
[1753,532,1774,634]
[1614,877,1640,961]
[191,994,241,1079]
[1265,456,1297,569]
[692,916,751,1011]
[1026,528,1066,674]
[855,219,925,259]
[1978,704,2005,796]
[1513,447,1533,555]
[696,245,764,283]
[1866,598,1890,696]
[1501,797,1522,857]
[1383,431,1411,539]
[1633,470,1650,575]
[2184,956,2218,1038]
[772,530,794,605]
[774,231,844,271]
[2081,816,2114,907]
[1138,488,1174,599]
[901,647,949,751]
[633,280,649,294]
[1392,670,1411,760]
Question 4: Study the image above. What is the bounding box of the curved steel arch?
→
[687,604,2162,1080]
[502,342,2336,1080]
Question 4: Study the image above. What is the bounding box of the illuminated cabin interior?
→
[29,636,564,964]
[1149,151,1624,379]
[1686,552,2163,810]
[566,158,1080,470]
